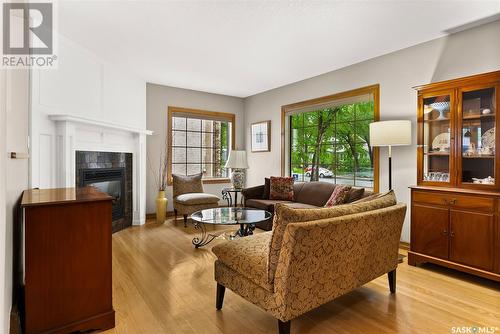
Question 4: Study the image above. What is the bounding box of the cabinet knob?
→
[449,199,457,205]
[442,229,448,236]
[450,231,455,238]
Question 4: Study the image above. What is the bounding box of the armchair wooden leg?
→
[388,269,396,294]
[174,209,177,221]
[216,283,225,310]
[183,214,188,228]
[278,320,291,334]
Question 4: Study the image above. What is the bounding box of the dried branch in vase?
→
[148,136,169,191]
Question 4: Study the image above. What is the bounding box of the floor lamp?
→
[369,120,412,190]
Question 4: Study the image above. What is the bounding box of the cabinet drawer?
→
[412,191,494,212]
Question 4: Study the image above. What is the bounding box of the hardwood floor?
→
[102,218,500,334]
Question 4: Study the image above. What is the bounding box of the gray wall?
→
[146,83,245,213]
[243,19,500,242]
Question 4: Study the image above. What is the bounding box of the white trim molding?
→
[51,115,152,225]
[49,114,153,135]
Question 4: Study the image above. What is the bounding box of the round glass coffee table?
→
[190,207,272,248]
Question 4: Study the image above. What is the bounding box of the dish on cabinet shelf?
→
[472,176,495,184]
[431,132,450,152]
[423,172,449,182]
[481,127,495,149]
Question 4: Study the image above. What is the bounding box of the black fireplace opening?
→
[79,168,125,221]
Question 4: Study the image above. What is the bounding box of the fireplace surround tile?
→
[76,151,133,233]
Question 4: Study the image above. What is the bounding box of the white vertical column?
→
[133,132,147,225]
[55,121,75,188]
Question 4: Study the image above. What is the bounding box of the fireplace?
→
[76,151,133,233]
[79,168,125,221]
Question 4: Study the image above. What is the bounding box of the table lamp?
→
[225,150,249,189]
[370,120,412,190]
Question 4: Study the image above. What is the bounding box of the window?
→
[168,107,235,184]
[282,85,379,191]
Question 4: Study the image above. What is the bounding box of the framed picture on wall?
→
[251,120,271,152]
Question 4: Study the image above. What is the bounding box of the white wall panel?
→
[38,134,53,188]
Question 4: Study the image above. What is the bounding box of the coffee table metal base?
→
[192,222,256,248]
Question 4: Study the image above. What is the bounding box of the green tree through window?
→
[290,101,375,189]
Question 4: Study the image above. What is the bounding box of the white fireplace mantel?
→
[49,114,153,135]
[49,114,153,225]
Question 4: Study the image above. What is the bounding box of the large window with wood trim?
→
[282,85,379,191]
[168,107,235,184]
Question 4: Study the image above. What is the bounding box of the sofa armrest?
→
[242,185,265,200]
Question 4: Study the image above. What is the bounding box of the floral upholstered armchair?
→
[172,173,220,227]
[212,191,406,334]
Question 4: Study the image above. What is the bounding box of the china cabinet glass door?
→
[459,86,496,187]
[421,93,453,184]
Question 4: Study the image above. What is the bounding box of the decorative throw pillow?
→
[324,185,352,207]
[267,190,397,283]
[262,177,271,199]
[347,187,365,203]
[172,173,203,198]
[351,192,384,204]
[269,176,294,200]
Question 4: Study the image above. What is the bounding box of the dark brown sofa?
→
[242,181,373,230]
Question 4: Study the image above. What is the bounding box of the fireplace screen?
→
[90,180,121,204]
[79,168,125,221]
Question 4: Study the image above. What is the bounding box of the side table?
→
[222,187,243,207]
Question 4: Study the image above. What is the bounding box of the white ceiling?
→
[58,1,500,98]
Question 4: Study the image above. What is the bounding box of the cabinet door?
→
[417,91,455,186]
[450,210,494,271]
[411,204,449,259]
[457,84,498,190]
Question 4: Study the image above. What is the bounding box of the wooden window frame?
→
[167,106,235,185]
[281,84,380,193]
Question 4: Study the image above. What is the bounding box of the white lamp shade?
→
[370,120,412,146]
[225,150,249,169]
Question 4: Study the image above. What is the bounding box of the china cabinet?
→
[409,70,500,281]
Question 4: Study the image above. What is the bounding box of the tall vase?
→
[156,190,167,223]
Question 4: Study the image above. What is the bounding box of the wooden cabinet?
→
[411,204,449,259]
[21,187,115,334]
[410,71,500,282]
[409,188,500,280]
[415,71,500,188]
[449,209,494,270]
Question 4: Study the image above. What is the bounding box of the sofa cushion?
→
[267,190,397,283]
[324,185,352,207]
[346,187,365,203]
[292,182,305,198]
[283,202,318,209]
[351,192,384,203]
[262,178,271,199]
[269,177,294,200]
[245,199,292,212]
[212,232,273,291]
[174,193,219,205]
[294,181,336,206]
[172,173,203,197]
